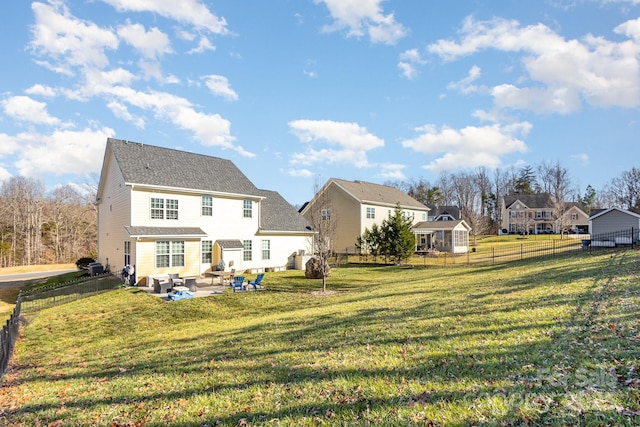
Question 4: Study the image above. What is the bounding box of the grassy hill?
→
[1,252,639,426]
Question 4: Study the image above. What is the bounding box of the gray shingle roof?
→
[125,226,206,237]
[108,138,259,196]
[216,239,244,249]
[503,193,554,209]
[412,220,470,231]
[331,178,428,210]
[257,189,311,232]
[426,204,461,220]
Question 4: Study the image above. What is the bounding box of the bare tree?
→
[607,167,640,213]
[305,180,338,293]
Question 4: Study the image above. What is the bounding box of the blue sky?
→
[1,0,639,206]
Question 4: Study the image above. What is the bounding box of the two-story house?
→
[500,193,589,234]
[96,138,313,285]
[300,178,431,254]
[300,178,471,254]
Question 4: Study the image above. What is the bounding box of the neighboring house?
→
[501,193,589,234]
[300,178,431,254]
[96,138,313,285]
[413,219,471,254]
[589,207,640,242]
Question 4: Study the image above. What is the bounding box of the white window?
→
[202,240,212,264]
[243,240,252,261]
[322,208,331,220]
[124,241,130,266]
[535,211,543,219]
[366,207,375,219]
[151,197,164,219]
[166,199,179,220]
[202,196,213,216]
[243,199,253,218]
[155,241,184,268]
[151,197,178,220]
[571,213,578,220]
[262,240,270,260]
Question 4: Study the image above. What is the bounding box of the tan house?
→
[501,193,589,234]
[96,138,313,285]
[300,178,431,254]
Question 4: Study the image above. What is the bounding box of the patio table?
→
[206,270,232,285]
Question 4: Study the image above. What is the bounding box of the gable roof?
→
[106,138,260,196]
[503,193,554,209]
[330,178,428,210]
[426,204,461,220]
[412,219,471,232]
[257,189,312,233]
[589,207,640,220]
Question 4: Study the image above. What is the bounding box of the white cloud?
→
[287,168,314,177]
[447,65,483,94]
[106,100,145,128]
[571,152,590,166]
[289,119,384,168]
[25,84,57,97]
[378,163,406,180]
[30,2,119,73]
[1,95,60,125]
[0,133,19,156]
[428,16,640,112]
[0,166,12,184]
[314,0,407,44]
[187,36,216,54]
[13,127,116,178]
[398,48,425,79]
[203,75,239,101]
[117,22,173,59]
[99,0,230,34]
[401,122,530,172]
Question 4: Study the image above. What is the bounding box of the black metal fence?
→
[19,273,121,313]
[585,227,639,251]
[1,273,122,380]
[351,228,639,267]
[0,297,21,381]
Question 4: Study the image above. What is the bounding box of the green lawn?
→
[2,252,639,426]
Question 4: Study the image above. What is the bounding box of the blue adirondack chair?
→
[247,273,265,290]
[231,276,245,292]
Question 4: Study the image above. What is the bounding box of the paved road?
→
[0,269,78,287]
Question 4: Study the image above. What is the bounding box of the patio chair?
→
[247,273,265,290]
[231,276,245,292]
[184,277,197,292]
[153,278,172,294]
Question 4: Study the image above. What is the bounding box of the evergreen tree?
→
[380,205,416,264]
[581,185,597,215]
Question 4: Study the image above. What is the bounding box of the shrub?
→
[75,257,95,270]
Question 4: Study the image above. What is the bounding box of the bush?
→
[75,257,96,270]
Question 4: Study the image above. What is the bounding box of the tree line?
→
[0,176,96,268]
[385,162,640,235]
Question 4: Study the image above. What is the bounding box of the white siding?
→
[97,152,132,275]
